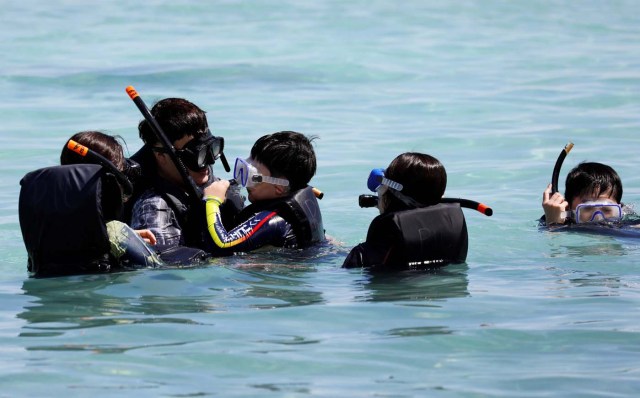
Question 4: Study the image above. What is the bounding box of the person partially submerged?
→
[541,162,624,226]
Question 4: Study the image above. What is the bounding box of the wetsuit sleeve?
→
[130,193,183,248]
[205,196,294,252]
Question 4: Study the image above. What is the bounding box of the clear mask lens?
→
[574,202,622,223]
[233,158,289,188]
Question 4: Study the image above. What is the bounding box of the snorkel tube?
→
[358,194,493,216]
[66,139,134,196]
[125,86,203,201]
[551,142,574,194]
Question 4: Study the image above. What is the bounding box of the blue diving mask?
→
[562,200,623,224]
[367,168,423,208]
[367,168,403,192]
[233,157,290,188]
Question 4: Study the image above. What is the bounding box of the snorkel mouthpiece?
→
[359,194,379,208]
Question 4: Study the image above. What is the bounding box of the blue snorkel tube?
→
[551,142,574,195]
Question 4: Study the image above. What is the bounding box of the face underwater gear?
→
[233,157,290,188]
[367,168,403,193]
[366,168,423,208]
[154,129,224,171]
[569,201,623,224]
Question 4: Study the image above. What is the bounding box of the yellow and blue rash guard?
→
[205,196,297,252]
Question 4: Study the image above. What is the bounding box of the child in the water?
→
[541,162,623,226]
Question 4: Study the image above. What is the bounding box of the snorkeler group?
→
[17,87,634,278]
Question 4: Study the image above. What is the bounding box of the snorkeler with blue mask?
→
[344,152,491,271]
[359,168,492,215]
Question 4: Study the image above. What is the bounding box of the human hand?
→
[542,183,569,224]
[203,180,230,201]
[135,229,157,245]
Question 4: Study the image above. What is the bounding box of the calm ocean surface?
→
[2,1,640,396]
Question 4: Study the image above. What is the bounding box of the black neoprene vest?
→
[19,164,123,277]
[234,186,325,248]
[128,145,244,253]
[343,203,468,271]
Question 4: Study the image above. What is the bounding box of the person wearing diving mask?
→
[343,152,469,271]
[542,162,624,226]
[129,98,244,252]
[202,131,325,252]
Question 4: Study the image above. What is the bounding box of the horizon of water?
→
[1,1,640,397]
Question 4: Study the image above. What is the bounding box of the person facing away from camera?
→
[343,152,468,271]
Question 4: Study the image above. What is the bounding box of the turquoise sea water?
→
[2,1,640,396]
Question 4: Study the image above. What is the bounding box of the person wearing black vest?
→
[343,152,468,271]
[129,98,244,255]
[202,131,325,252]
[19,131,162,277]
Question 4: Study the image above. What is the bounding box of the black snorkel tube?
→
[66,139,134,197]
[551,142,574,195]
[358,194,493,216]
[126,86,203,201]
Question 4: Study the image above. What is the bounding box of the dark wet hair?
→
[383,152,447,212]
[139,98,208,145]
[60,131,125,171]
[565,162,622,205]
[250,131,317,192]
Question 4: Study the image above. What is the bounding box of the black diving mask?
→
[153,130,224,171]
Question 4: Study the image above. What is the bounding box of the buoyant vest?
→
[127,145,244,253]
[19,164,124,277]
[348,203,468,271]
[234,186,325,248]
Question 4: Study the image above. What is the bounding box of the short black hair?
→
[384,152,447,212]
[565,162,622,205]
[139,98,208,145]
[250,131,317,192]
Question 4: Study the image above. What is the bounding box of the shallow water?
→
[2,1,640,396]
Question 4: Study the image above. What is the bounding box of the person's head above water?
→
[564,162,622,208]
[248,130,317,193]
[60,131,125,171]
[543,161,623,225]
[138,97,214,188]
[379,152,447,214]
